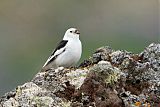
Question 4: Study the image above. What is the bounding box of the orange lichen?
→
[135,102,141,106]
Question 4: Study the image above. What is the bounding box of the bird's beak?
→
[75,29,80,34]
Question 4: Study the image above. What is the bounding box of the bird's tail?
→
[40,63,57,72]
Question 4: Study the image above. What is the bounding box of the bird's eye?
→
[70,31,72,33]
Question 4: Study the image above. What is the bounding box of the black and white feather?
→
[43,28,82,69]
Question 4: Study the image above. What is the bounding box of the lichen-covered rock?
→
[78,61,123,107]
[140,43,160,71]
[0,82,62,107]
[90,61,121,84]
[1,43,160,107]
[3,98,19,107]
[66,68,89,89]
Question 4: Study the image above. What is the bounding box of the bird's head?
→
[63,28,80,40]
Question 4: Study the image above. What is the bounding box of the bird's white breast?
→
[55,39,82,67]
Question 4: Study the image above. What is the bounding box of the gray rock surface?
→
[0,43,160,107]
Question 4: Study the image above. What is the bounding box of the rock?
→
[0,43,160,107]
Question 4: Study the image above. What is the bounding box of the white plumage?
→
[42,28,82,70]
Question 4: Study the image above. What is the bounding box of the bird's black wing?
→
[51,40,68,56]
[43,40,68,67]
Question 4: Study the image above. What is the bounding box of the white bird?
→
[42,28,82,70]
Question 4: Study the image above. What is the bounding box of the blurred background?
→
[0,0,159,96]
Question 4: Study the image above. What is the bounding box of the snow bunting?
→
[42,28,82,70]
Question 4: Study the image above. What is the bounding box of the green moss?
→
[90,61,121,84]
